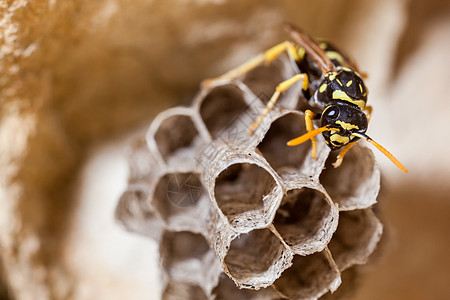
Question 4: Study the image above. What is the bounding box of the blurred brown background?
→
[1,0,450,299]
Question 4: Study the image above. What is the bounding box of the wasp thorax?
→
[332,68,367,99]
[321,104,368,150]
[316,67,368,110]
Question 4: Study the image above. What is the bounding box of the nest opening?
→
[154,172,206,225]
[116,187,153,220]
[161,231,210,273]
[115,186,162,238]
[242,56,297,108]
[117,188,151,217]
[162,281,208,300]
[273,251,340,299]
[224,228,287,281]
[154,114,200,163]
[199,84,249,139]
[328,209,382,270]
[214,163,276,228]
[320,145,376,209]
[320,267,358,300]
[257,112,310,172]
[273,188,333,252]
[128,137,158,180]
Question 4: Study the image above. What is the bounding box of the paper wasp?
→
[203,23,407,173]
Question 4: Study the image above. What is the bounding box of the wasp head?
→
[321,104,368,150]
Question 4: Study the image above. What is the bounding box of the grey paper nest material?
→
[116,54,383,299]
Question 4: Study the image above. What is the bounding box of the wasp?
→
[203,23,407,173]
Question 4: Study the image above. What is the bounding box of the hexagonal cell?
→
[160,231,209,274]
[214,163,279,231]
[199,84,250,140]
[115,184,162,240]
[273,251,341,300]
[273,187,337,255]
[257,112,311,172]
[320,144,380,210]
[162,281,208,300]
[213,274,281,300]
[320,267,359,300]
[160,231,217,283]
[127,137,159,181]
[242,55,299,109]
[153,172,211,233]
[223,228,292,289]
[152,111,205,165]
[328,209,383,271]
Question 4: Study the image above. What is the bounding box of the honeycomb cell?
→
[257,112,310,172]
[320,267,358,300]
[127,137,159,181]
[148,108,206,167]
[153,172,211,233]
[320,144,380,210]
[328,209,383,271]
[160,231,221,291]
[223,228,292,289]
[160,231,210,276]
[115,183,162,240]
[214,163,279,231]
[243,55,299,109]
[162,281,208,300]
[198,84,250,141]
[213,274,281,300]
[273,187,338,255]
[273,251,341,300]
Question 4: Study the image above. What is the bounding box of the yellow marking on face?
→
[330,134,350,145]
[332,90,366,109]
[359,84,363,93]
[336,120,359,130]
[319,83,327,93]
[328,72,338,81]
[342,67,352,72]
[319,42,327,50]
[346,80,353,87]
[326,51,345,65]
[336,79,343,87]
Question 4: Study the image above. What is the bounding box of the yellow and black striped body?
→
[205,23,407,172]
[295,43,370,150]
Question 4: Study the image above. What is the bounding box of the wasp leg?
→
[332,141,357,168]
[202,41,298,87]
[248,73,309,135]
[305,109,320,159]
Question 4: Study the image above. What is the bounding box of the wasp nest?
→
[116,54,383,299]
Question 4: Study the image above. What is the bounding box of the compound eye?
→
[326,106,339,120]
